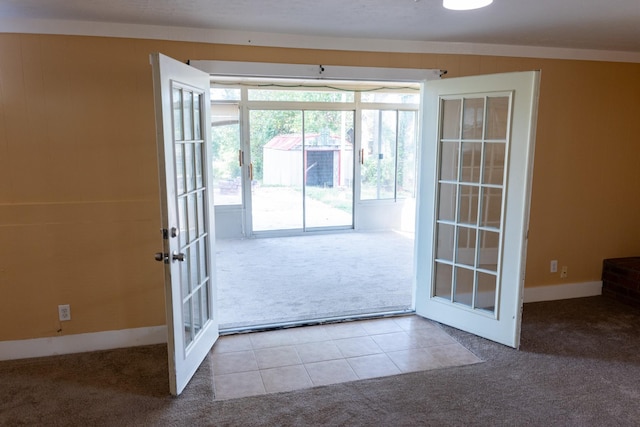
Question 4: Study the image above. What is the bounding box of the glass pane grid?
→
[182,277,209,304]
[173,85,211,351]
[433,94,511,315]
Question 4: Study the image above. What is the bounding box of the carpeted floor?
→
[1,296,639,426]
[215,231,415,329]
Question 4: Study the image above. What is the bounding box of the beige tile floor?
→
[211,315,482,400]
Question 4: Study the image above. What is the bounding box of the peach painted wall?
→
[1,34,639,341]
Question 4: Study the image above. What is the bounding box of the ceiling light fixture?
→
[443,0,493,11]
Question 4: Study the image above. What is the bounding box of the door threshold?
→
[219,309,416,335]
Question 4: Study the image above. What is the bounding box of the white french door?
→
[151,53,219,395]
[415,71,540,348]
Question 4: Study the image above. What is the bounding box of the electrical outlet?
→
[58,304,71,321]
[550,260,558,273]
[560,266,568,279]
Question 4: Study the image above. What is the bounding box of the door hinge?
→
[162,228,169,240]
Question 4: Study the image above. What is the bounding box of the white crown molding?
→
[2,17,639,64]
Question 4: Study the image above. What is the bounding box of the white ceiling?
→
[1,0,639,52]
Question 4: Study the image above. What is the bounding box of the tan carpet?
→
[2,296,640,426]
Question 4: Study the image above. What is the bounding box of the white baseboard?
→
[0,282,603,361]
[524,281,603,303]
[0,325,167,361]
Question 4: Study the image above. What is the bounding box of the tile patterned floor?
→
[211,315,482,400]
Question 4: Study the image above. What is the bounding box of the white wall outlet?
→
[58,304,71,321]
[560,266,568,279]
[550,260,558,273]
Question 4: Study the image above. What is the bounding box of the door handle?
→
[360,148,364,165]
[238,150,244,167]
[249,163,254,181]
[172,252,186,262]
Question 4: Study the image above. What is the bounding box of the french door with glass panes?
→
[415,71,540,348]
[150,53,218,396]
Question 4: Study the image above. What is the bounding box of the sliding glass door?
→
[249,110,304,232]
[210,80,421,237]
[303,110,354,229]
[249,109,354,233]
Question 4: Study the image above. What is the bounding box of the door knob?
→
[154,252,168,263]
[172,252,186,262]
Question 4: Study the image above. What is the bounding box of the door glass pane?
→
[361,110,397,200]
[476,272,497,313]
[202,282,210,321]
[434,262,453,299]
[185,143,195,193]
[183,301,193,346]
[454,267,474,307]
[483,143,506,185]
[175,144,185,195]
[480,187,502,228]
[486,96,509,140]
[250,109,303,231]
[462,98,484,140]
[397,111,417,198]
[199,239,207,283]
[190,243,199,291]
[460,142,482,183]
[458,185,479,225]
[194,93,202,140]
[439,142,459,181]
[441,99,461,140]
[436,223,455,261]
[193,289,202,335]
[185,194,194,243]
[456,226,477,266]
[178,196,187,247]
[304,110,354,228]
[173,88,182,141]
[438,184,457,221]
[181,247,190,297]
[478,230,500,272]
[197,191,205,237]
[212,103,242,205]
[184,91,193,141]
[195,143,203,189]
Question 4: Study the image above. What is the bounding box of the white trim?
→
[0,281,603,361]
[190,60,441,82]
[1,18,639,64]
[523,281,603,303]
[0,326,167,361]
